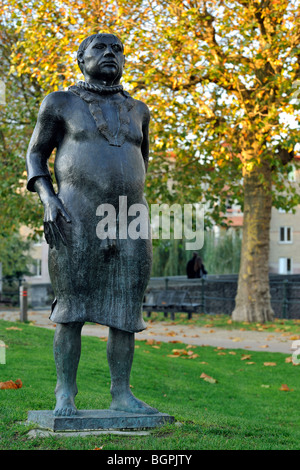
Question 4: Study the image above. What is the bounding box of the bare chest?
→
[65,90,143,148]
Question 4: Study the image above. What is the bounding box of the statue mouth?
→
[101,61,117,67]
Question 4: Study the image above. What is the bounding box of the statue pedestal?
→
[27,409,174,432]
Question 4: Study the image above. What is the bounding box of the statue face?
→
[80,35,125,83]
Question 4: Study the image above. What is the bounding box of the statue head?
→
[77,33,125,85]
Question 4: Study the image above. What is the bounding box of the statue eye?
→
[94,44,105,49]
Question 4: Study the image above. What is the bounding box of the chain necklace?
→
[77,80,123,95]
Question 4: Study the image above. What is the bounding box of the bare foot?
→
[54,392,77,416]
[110,391,159,415]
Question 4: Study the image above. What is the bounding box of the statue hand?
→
[43,195,71,249]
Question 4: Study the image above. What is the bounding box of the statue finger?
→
[53,221,67,246]
[59,206,71,224]
[48,222,59,250]
[43,222,53,247]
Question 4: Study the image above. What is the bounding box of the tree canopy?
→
[4,0,300,213]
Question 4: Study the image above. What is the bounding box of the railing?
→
[147,275,300,319]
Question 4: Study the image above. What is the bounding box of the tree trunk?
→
[232,162,274,323]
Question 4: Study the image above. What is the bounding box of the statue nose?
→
[104,46,115,56]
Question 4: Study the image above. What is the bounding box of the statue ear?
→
[77,51,84,65]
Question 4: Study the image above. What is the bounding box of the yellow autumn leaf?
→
[241,354,252,360]
[200,373,218,383]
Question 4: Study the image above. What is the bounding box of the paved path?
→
[0,309,296,354]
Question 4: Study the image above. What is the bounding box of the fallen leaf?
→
[228,351,236,355]
[214,347,225,351]
[261,384,270,388]
[0,379,22,390]
[145,339,161,346]
[264,362,277,366]
[232,337,242,342]
[188,354,199,359]
[260,345,269,348]
[246,362,255,365]
[5,327,22,331]
[204,376,217,383]
[145,339,155,345]
[285,356,293,363]
[200,372,218,383]
[279,384,291,391]
[217,352,226,355]
[172,349,188,355]
[200,372,210,379]
[227,319,233,324]
[241,354,252,360]
[168,340,182,344]
[289,335,300,341]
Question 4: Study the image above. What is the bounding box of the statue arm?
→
[26,93,71,249]
[26,93,64,192]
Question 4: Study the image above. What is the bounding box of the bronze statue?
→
[26,33,156,416]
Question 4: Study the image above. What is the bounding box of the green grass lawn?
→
[147,312,300,336]
[0,319,300,450]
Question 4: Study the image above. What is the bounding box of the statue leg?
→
[107,327,158,414]
[53,321,84,416]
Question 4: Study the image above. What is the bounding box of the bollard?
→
[19,283,28,322]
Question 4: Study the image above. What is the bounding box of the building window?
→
[32,259,42,277]
[279,226,292,243]
[279,257,292,274]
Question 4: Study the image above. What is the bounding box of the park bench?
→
[143,289,202,320]
[0,296,13,306]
